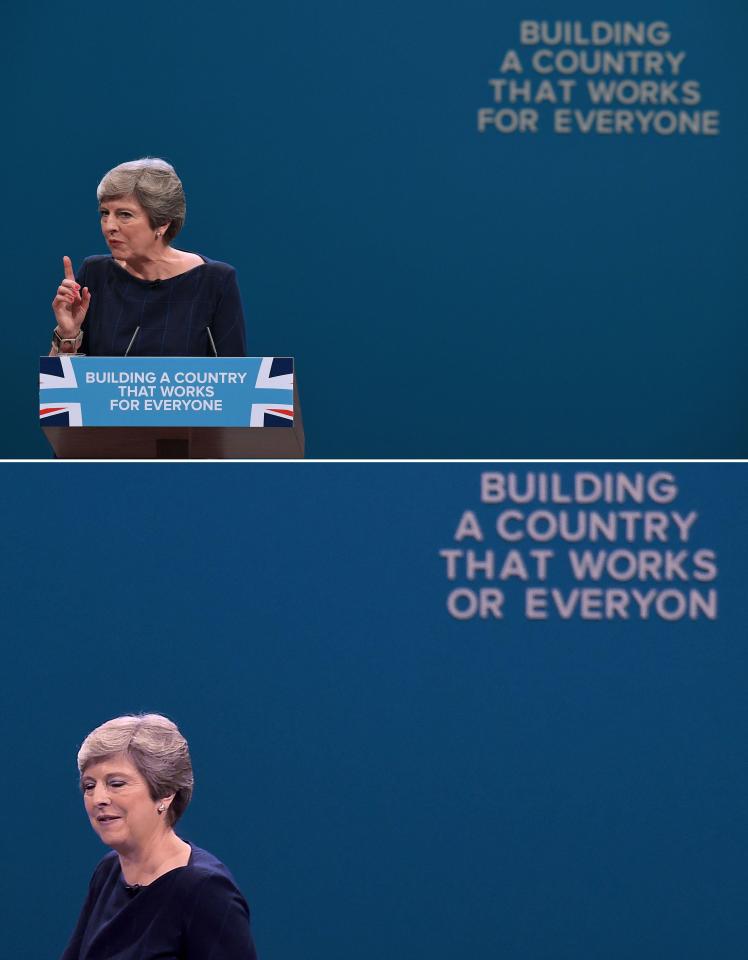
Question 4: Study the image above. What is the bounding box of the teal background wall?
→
[5,0,747,457]
[0,463,746,958]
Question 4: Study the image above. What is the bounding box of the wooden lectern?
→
[41,356,304,459]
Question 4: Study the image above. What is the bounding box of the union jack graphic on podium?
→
[250,357,294,428]
[40,357,83,425]
[40,355,78,390]
[40,402,83,426]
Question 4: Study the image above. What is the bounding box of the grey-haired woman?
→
[51,159,247,357]
[61,714,257,960]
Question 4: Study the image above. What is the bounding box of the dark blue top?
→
[60,844,258,960]
[75,255,247,357]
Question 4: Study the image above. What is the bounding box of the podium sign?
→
[40,356,294,427]
[40,357,304,459]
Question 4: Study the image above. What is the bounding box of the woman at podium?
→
[61,713,258,960]
[50,159,247,357]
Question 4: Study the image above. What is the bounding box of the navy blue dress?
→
[75,255,247,357]
[60,844,258,960]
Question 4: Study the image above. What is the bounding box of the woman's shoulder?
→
[185,844,238,881]
[199,257,238,279]
[172,847,246,917]
[80,255,114,268]
[93,849,119,869]
[178,845,245,899]
[88,849,120,887]
[179,846,253,948]
[77,255,115,278]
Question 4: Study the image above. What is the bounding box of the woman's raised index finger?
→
[63,255,75,280]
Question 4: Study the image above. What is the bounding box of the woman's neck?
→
[118,831,191,886]
[117,247,184,281]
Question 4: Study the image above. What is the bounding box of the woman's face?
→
[81,754,168,852]
[99,194,165,260]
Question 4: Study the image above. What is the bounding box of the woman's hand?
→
[52,256,91,335]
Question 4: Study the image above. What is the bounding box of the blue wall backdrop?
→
[0,463,746,958]
[6,0,747,457]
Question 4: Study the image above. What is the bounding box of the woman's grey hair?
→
[78,714,194,827]
[97,158,186,243]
